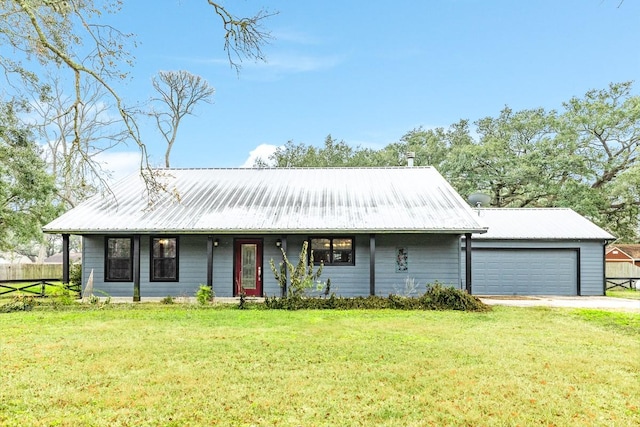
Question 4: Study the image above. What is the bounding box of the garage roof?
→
[43,167,488,235]
[473,208,615,240]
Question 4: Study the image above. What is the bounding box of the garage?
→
[462,208,614,296]
[471,248,578,296]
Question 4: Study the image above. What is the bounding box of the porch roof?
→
[43,167,488,235]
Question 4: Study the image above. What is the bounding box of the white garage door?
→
[472,249,578,296]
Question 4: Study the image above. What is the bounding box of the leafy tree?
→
[266,135,369,167]
[442,107,584,208]
[150,71,215,168]
[560,81,640,239]
[0,100,57,251]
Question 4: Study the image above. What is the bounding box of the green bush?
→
[0,296,35,313]
[69,262,82,288]
[50,286,76,305]
[195,285,214,305]
[422,283,487,311]
[263,284,489,312]
[270,241,324,298]
[160,295,175,304]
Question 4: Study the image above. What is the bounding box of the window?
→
[310,237,354,265]
[105,237,133,281]
[151,237,179,281]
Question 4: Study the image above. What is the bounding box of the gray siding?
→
[374,234,462,296]
[463,239,606,296]
[139,236,207,298]
[80,233,464,298]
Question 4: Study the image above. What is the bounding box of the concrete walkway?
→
[479,296,640,312]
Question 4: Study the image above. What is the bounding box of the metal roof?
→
[472,208,615,240]
[43,167,488,235]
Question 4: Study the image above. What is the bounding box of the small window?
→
[310,237,354,266]
[105,237,133,281]
[151,237,179,281]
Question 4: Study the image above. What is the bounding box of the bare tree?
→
[0,1,275,196]
[31,78,129,208]
[151,71,215,168]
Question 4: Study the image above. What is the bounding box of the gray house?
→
[463,208,614,296]
[43,167,488,300]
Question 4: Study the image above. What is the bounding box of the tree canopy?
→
[262,82,640,242]
[0,100,57,251]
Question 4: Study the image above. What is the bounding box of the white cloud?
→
[241,143,278,167]
[264,52,344,73]
[94,151,142,183]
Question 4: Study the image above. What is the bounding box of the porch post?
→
[281,235,288,297]
[465,233,472,294]
[133,235,141,302]
[369,234,376,296]
[62,234,70,284]
[207,235,214,288]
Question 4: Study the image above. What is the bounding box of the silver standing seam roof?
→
[43,167,488,235]
[472,208,615,240]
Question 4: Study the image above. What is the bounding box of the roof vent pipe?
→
[406,152,415,167]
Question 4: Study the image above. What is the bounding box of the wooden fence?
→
[0,264,63,281]
[605,262,640,290]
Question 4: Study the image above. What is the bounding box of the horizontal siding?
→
[82,235,131,297]
[579,242,606,296]
[314,236,370,297]
[139,236,206,298]
[375,234,462,296]
[80,233,464,298]
[210,236,233,297]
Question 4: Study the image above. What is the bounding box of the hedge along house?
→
[462,208,615,296]
[43,167,488,301]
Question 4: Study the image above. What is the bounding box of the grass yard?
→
[607,288,640,300]
[1,305,639,426]
[0,281,72,299]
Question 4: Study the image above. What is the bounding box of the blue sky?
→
[100,0,640,175]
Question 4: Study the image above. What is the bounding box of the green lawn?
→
[1,305,639,426]
[607,288,640,300]
[0,281,70,299]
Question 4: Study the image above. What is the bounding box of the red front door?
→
[234,239,263,297]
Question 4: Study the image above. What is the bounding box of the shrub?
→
[0,296,35,313]
[69,262,82,288]
[270,241,324,298]
[195,285,214,305]
[160,295,175,304]
[50,286,76,306]
[421,283,488,311]
[263,283,489,312]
